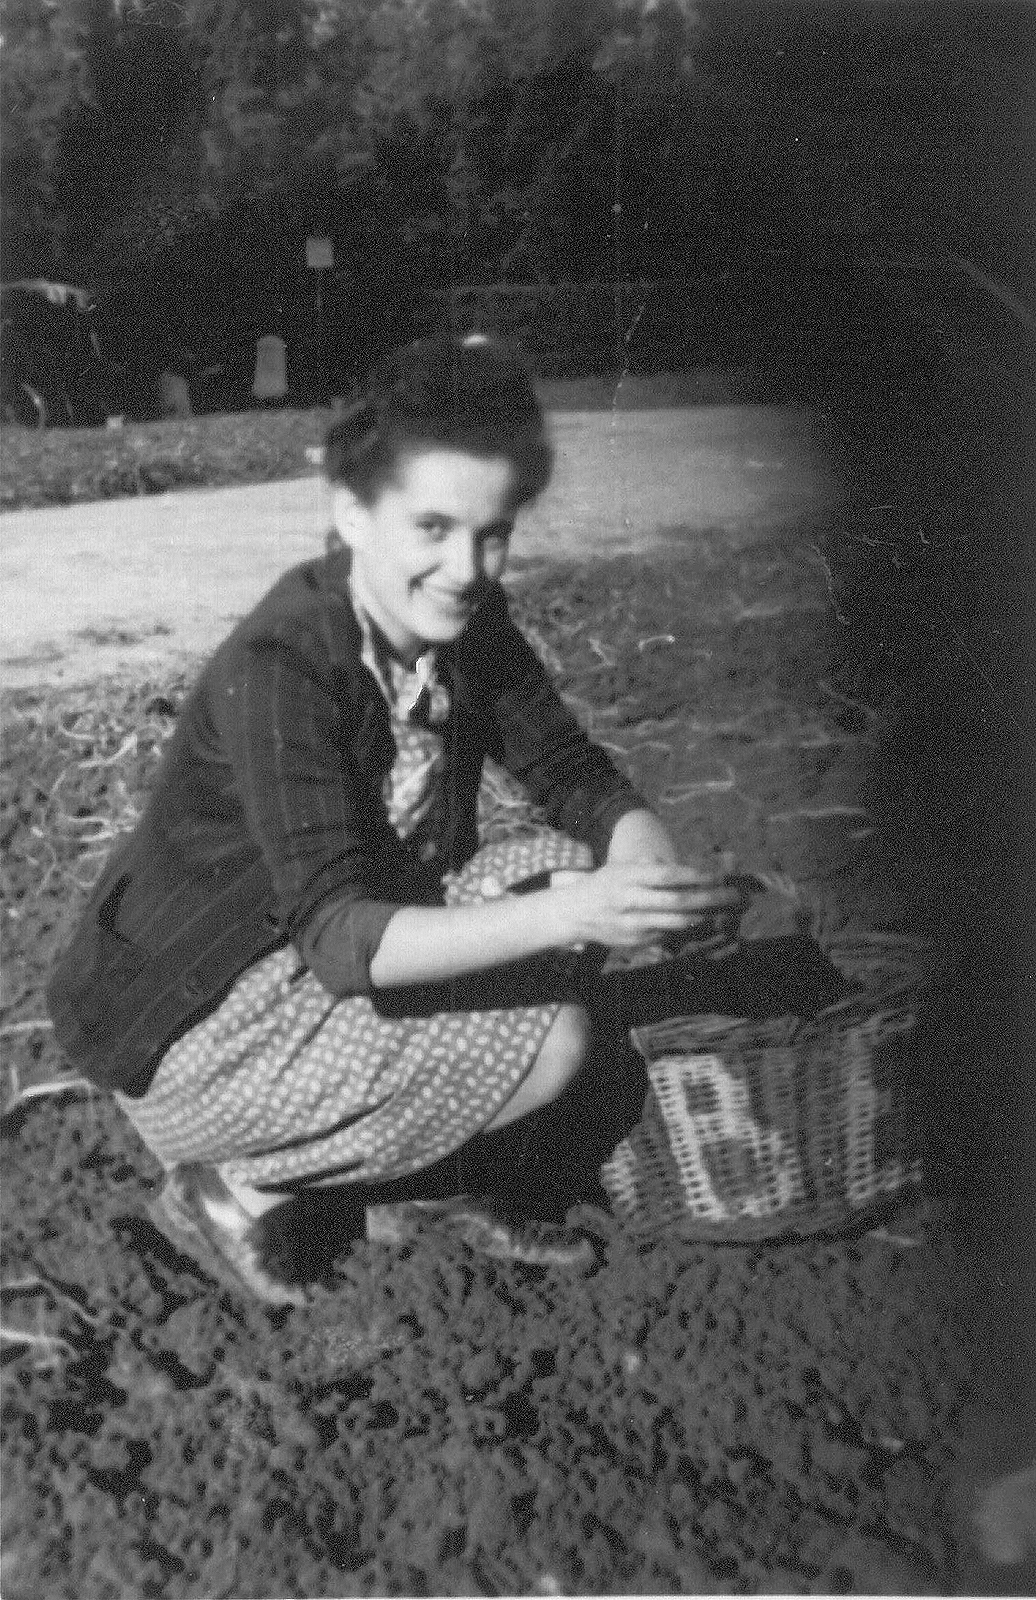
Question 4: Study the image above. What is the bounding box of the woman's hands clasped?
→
[548,860,750,953]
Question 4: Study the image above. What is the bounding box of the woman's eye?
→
[417,518,448,539]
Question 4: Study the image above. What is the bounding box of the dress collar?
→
[348,580,448,725]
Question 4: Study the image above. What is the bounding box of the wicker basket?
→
[600,943,929,1242]
[471,765,931,1242]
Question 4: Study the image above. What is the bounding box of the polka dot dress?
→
[116,830,592,1188]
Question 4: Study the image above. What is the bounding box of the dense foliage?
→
[2,0,1031,383]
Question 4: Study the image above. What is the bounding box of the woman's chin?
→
[418,607,472,641]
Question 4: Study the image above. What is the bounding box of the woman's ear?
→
[331,486,367,551]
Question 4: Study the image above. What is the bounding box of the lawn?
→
[0,404,1023,1597]
[0,408,332,512]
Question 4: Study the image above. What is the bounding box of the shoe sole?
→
[366,1201,597,1270]
[450,1214,598,1268]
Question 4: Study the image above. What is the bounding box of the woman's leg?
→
[483,1002,590,1130]
[219,1004,593,1259]
[118,935,597,1286]
[122,833,609,1293]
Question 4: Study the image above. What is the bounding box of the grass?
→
[0,408,331,511]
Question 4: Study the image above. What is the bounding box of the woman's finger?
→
[633,865,754,906]
[638,886,743,916]
[633,862,719,888]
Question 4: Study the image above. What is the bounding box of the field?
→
[0,404,1027,1597]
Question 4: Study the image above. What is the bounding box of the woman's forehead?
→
[388,445,517,513]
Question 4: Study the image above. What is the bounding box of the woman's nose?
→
[445,531,479,586]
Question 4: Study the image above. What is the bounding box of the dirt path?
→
[0,405,834,689]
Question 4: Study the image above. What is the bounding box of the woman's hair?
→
[324,335,553,507]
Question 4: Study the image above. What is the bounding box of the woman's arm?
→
[366,860,742,988]
[472,599,647,860]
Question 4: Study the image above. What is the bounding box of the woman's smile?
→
[334,446,518,657]
[421,583,477,617]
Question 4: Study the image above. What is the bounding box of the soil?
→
[0,411,1024,1597]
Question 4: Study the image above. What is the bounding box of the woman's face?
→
[333,445,518,661]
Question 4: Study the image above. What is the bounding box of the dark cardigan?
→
[46,549,644,1095]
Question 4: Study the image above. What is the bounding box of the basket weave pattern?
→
[472,763,928,1242]
[601,981,925,1242]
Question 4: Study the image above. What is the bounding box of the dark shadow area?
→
[594,935,854,1032]
[814,237,1036,1455]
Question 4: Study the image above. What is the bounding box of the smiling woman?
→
[45,334,748,1306]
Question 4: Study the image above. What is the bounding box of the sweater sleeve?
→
[297,893,399,998]
[210,623,402,994]
[478,598,647,862]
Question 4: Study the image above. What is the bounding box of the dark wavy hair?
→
[324,335,553,508]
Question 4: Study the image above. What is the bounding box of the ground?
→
[0,403,1020,1598]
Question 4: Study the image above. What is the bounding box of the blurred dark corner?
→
[807,11,1036,1433]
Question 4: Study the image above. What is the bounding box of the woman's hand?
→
[549,860,746,952]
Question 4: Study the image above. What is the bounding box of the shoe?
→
[147,1164,307,1308]
[251,1183,368,1284]
[365,1197,598,1270]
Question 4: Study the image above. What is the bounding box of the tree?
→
[0,0,87,275]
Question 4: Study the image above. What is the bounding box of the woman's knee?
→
[484,1003,590,1130]
[530,1002,591,1102]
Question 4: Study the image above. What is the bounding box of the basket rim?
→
[630,987,920,1060]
